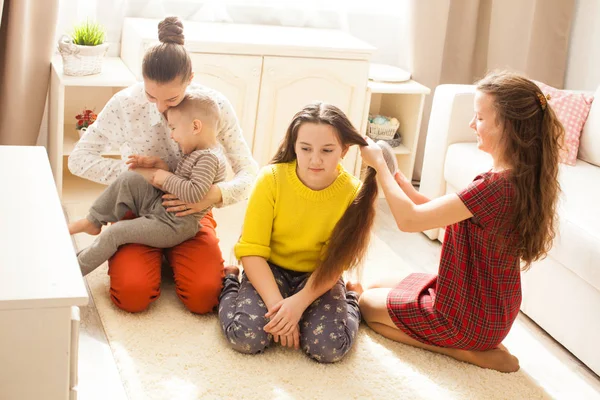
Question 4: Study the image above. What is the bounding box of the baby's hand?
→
[126,154,161,169]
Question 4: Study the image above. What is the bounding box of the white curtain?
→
[565,0,600,91]
[407,0,576,180]
[1,0,59,145]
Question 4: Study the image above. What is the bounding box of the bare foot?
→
[68,218,101,236]
[346,281,364,298]
[496,343,512,353]
[466,346,520,373]
[224,265,240,278]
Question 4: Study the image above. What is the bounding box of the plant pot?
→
[77,127,87,139]
[58,35,109,76]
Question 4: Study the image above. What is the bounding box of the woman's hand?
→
[359,136,386,171]
[264,294,307,338]
[126,154,169,171]
[162,185,222,217]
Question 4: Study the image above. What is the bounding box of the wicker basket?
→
[367,119,400,140]
[58,35,109,76]
[381,131,402,147]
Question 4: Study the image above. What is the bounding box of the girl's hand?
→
[162,185,223,217]
[272,325,300,349]
[394,171,410,187]
[264,295,306,337]
[359,136,386,171]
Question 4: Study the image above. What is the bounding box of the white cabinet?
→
[254,56,368,171]
[0,146,89,400]
[188,53,262,150]
[121,18,374,175]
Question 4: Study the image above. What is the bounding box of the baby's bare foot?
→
[68,218,101,236]
[224,265,240,278]
[346,281,364,298]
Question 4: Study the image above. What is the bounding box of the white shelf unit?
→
[358,79,431,192]
[48,56,138,197]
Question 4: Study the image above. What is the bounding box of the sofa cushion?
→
[535,81,594,166]
[444,143,492,190]
[578,86,600,167]
[444,143,600,291]
[552,160,600,291]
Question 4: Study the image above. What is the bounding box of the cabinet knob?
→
[252,67,259,76]
[268,68,275,76]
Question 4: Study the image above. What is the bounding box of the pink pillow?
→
[535,81,594,165]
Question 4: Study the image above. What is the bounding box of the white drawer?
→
[69,306,81,400]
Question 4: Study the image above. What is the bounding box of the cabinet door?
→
[189,53,262,150]
[253,56,369,174]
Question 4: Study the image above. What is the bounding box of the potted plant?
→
[58,20,109,76]
[75,108,98,139]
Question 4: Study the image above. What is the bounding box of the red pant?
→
[107,211,224,314]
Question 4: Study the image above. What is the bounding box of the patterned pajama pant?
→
[218,263,361,363]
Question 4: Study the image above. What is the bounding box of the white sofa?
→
[419,84,600,376]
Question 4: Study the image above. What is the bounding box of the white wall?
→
[564,0,600,91]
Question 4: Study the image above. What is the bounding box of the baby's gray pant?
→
[78,171,198,275]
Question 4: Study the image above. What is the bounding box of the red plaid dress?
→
[387,171,522,350]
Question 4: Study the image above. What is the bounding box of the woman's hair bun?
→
[158,16,184,45]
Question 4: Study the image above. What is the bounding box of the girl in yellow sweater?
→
[218,102,381,362]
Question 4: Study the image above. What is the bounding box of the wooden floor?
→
[66,195,600,400]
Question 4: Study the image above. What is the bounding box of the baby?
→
[68,92,227,276]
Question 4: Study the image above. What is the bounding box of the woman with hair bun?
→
[69,16,258,314]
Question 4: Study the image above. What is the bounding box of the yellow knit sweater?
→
[234,161,361,272]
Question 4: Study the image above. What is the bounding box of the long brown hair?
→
[476,71,563,270]
[142,16,192,83]
[271,102,378,284]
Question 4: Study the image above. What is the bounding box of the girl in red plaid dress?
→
[349,71,563,373]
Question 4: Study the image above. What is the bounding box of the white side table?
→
[0,146,89,400]
[47,56,138,198]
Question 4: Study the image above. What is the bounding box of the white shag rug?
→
[79,229,554,400]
